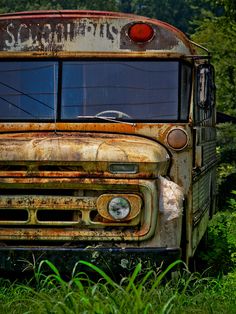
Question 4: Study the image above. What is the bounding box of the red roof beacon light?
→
[128,23,154,43]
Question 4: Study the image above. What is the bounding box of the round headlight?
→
[108,197,131,220]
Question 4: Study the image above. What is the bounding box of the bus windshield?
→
[0,60,191,121]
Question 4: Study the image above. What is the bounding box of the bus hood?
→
[0,132,170,178]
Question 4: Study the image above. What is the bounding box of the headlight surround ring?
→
[96,194,142,221]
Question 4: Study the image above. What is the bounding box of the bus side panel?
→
[192,125,217,254]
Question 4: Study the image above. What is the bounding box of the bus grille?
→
[0,179,154,241]
[0,193,139,227]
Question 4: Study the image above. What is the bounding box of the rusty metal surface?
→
[0,178,157,242]
[0,123,193,191]
[0,195,96,210]
[0,122,193,247]
[0,10,194,54]
[0,121,190,134]
[0,51,186,59]
[0,132,169,162]
[0,194,140,227]
[0,131,170,179]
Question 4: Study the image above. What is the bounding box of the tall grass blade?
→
[149,260,184,294]
[125,262,142,293]
[78,260,122,290]
[160,294,176,314]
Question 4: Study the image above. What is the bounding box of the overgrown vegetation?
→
[217,123,236,206]
[0,259,236,314]
[195,208,236,275]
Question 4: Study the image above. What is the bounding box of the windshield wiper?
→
[77,115,136,126]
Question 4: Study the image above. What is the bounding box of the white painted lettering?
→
[67,23,71,39]
[41,24,52,49]
[56,23,65,43]
[5,23,15,48]
[17,24,28,45]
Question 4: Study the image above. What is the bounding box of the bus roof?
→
[0,10,195,56]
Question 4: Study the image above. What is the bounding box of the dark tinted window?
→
[61,61,179,120]
[0,62,58,120]
[0,60,191,122]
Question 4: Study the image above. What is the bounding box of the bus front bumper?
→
[0,247,181,275]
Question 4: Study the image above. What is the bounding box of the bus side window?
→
[195,63,216,124]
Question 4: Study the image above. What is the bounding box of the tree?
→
[123,0,219,34]
[212,0,236,19]
[192,3,236,116]
[126,0,193,33]
[0,0,219,34]
[0,0,119,13]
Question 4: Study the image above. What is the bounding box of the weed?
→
[1,259,236,314]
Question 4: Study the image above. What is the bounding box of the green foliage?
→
[0,0,120,13]
[192,18,236,116]
[228,191,236,210]
[227,199,236,263]
[1,260,236,314]
[195,188,236,276]
[197,211,236,274]
[190,0,236,117]
[122,0,217,34]
[212,0,236,19]
[217,123,236,162]
[216,123,236,208]
[0,0,228,34]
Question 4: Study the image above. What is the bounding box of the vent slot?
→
[0,165,27,171]
[38,165,84,172]
[37,210,82,222]
[0,209,28,222]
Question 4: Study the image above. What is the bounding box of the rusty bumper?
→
[0,247,181,275]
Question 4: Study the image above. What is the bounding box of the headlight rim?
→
[96,193,142,222]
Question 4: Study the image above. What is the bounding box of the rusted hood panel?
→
[0,132,170,177]
[0,132,168,162]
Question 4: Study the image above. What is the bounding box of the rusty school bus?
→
[0,10,217,272]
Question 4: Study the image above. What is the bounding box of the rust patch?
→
[0,131,170,178]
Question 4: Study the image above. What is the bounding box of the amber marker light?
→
[128,23,154,43]
[167,128,188,150]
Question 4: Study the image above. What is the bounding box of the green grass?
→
[1,209,236,314]
[0,260,236,314]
